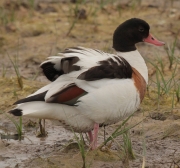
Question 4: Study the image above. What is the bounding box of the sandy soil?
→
[1,0,180,167]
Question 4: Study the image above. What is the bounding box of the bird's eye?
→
[139,28,144,32]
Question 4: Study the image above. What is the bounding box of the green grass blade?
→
[4,113,23,140]
[6,50,23,89]
[100,113,142,148]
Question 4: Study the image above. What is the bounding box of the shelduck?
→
[9,18,164,149]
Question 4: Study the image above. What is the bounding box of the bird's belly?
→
[77,79,141,125]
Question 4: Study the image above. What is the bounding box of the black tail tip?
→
[8,109,23,116]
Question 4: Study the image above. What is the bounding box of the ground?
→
[1,0,180,168]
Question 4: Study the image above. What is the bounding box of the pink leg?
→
[88,131,93,144]
[91,123,99,150]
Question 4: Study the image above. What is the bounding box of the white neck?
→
[116,50,148,84]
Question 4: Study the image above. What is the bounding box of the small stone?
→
[149,112,167,121]
[173,115,180,120]
[5,24,16,32]
[75,9,87,19]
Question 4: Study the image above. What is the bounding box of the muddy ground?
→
[1,0,180,167]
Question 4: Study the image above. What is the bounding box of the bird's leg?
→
[39,119,43,134]
[92,123,99,149]
[88,131,93,144]
[104,125,106,142]
[88,123,99,150]
[37,119,47,137]
[42,119,46,135]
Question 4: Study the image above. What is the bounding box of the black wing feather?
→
[9,109,23,116]
[78,56,132,81]
[40,56,80,82]
[13,91,47,105]
[41,62,64,82]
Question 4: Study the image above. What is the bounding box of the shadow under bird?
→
[9,18,165,149]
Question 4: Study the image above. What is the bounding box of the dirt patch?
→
[1,0,180,168]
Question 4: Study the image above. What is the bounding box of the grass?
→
[115,130,135,167]
[0,7,15,26]
[99,0,113,9]
[155,53,165,74]
[99,113,142,148]
[66,0,119,36]
[122,131,135,160]
[165,36,178,70]
[0,7,8,26]
[148,59,175,95]
[175,84,180,103]
[28,0,35,11]
[6,50,23,89]
[73,132,88,168]
[66,0,86,36]
[97,113,143,166]
[146,36,180,111]
[4,112,23,140]
[147,54,179,109]
[141,120,146,168]
[2,64,7,77]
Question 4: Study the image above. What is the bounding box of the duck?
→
[9,18,164,149]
